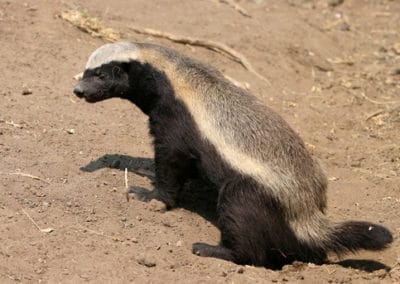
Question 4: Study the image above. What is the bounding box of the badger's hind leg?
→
[192,176,300,269]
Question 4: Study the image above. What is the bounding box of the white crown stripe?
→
[85,42,139,70]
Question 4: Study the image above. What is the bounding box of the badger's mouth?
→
[82,95,100,103]
[73,83,97,103]
[78,93,103,103]
[73,83,111,103]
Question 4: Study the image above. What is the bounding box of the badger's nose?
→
[73,84,84,98]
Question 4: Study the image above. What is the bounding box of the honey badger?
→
[74,41,392,269]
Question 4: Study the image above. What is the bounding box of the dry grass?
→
[60,9,121,42]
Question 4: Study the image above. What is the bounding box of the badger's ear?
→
[123,61,144,79]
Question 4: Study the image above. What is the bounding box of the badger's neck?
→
[125,47,189,116]
[125,60,170,115]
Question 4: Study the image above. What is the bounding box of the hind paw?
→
[192,242,234,261]
[192,242,211,256]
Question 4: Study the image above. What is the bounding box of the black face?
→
[73,62,130,103]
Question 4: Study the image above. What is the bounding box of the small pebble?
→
[327,0,344,7]
[307,263,317,268]
[22,84,33,95]
[390,68,400,76]
[137,254,157,267]
[385,77,395,85]
[392,43,400,55]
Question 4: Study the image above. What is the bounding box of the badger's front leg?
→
[131,143,194,209]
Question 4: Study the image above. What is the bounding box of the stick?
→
[73,72,83,81]
[224,74,250,90]
[360,92,400,105]
[124,168,129,202]
[5,120,24,128]
[74,217,114,239]
[219,0,251,18]
[21,209,54,233]
[1,172,50,184]
[60,9,269,86]
[60,9,121,42]
[78,225,106,237]
[129,26,271,86]
[366,110,384,121]
[366,105,400,121]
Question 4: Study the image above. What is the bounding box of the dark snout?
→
[73,83,84,98]
[72,77,111,103]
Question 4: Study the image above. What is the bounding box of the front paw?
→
[127,187,172,210]
[192,242,212,257]
[128,186,155,202]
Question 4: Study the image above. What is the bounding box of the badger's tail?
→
[327,221,393,255]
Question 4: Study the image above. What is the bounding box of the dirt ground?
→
[0,0,399,282]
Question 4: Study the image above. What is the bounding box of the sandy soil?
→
[0,0,399,282]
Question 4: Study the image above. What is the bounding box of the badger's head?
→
[73,42,139,103]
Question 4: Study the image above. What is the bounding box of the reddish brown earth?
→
[1,0,399,282]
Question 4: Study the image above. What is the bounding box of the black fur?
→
[74,43,393,269]
[329,221,393,254]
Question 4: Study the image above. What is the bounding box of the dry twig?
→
[359,92,400,105]
[219,0,251,18]
[73,216,115,239]
[129,26,271,86]
[124,168,129,202]
[60,8,270,86]
[73,72,83,81]
[4,120,24,128]
[60,9,121,42]
[21,209,54,233]
[366,110,386,121]
[366,105,400,121]
[1,171,50,184]
[224,74,250,90]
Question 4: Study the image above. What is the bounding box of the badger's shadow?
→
[80,154,391,273]
[333,259,391,272]
[80,153,156,179]
[80,154,218,225]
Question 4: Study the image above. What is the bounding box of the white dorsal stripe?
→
[181,92,296,197]
[85,42,139,70]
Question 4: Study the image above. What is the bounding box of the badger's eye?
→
[94,69,106,79]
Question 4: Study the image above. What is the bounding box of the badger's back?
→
[148,44,329,218]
